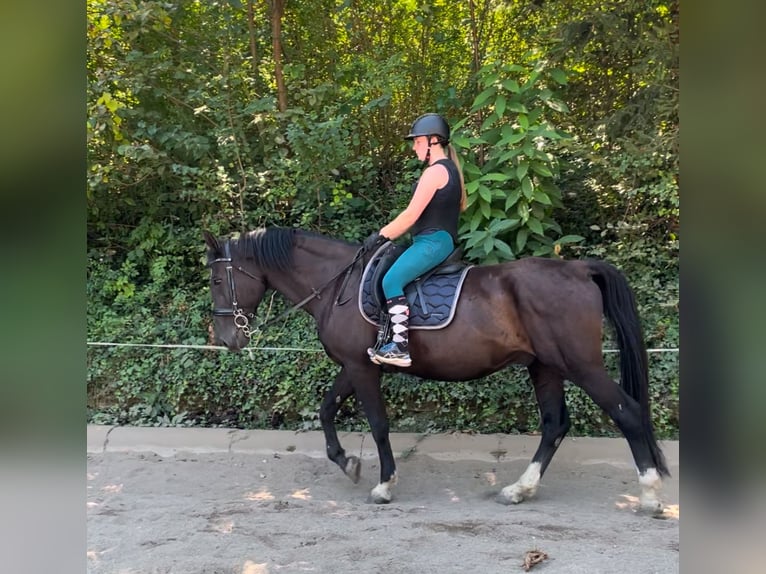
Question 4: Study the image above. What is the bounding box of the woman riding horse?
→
[204,226,670,513]
[362,113,467,367]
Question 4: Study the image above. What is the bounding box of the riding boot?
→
[374,295,411,367]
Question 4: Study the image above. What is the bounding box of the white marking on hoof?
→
[370,472,397,504]
[638,468,664,513]
[497,462,541,505]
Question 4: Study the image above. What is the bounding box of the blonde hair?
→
[447,143,467,212]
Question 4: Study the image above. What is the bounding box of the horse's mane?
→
[220,226,355,271]
[236,227,296,271]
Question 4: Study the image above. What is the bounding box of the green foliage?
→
[544,0,679,249]
[86,0,678,439]
[453,57,582,262]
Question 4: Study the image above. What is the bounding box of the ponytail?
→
[447,143,467,212]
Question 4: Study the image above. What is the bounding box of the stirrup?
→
[367,315,392,364]
[367,346,382,364]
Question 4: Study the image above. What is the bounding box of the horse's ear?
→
[203,230,219,252]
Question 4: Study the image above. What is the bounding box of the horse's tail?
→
[588,260,670,476]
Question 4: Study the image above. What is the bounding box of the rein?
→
[209,242,366,339]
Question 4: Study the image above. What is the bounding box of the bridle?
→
[207,241,264,339]
[207,240,366,340]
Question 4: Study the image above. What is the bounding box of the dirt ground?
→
[86,430,679,574]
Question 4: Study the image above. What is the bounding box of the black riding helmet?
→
[404,113,450,144]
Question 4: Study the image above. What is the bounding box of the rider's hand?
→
[362,232,388,253]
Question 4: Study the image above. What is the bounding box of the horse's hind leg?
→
[319,367,361,483]
[573,366,665,513]
[498,362,570,505]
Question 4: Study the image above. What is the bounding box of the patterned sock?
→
[387,296,409,349]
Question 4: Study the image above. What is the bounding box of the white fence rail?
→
[87,341,678,355]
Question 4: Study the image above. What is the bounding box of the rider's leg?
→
[370,231,453,367]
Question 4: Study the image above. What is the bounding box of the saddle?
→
[358,241,473,330]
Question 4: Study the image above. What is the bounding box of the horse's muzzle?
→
[216,329,249,352]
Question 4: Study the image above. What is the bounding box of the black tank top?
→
[410,158,462,244]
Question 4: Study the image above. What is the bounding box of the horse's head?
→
[203,230,267,351]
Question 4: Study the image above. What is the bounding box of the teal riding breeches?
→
[382,230,454,300]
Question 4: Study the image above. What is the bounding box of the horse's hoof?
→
[370,483,393,504]
[496,485,525,505]
[344,456,361,484]
[639,496,664,515]
[495,492,522,506]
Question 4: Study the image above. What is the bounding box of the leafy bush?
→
[453,56,583,263]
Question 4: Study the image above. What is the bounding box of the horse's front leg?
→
[319,368,361,483]
[352,365,397,503]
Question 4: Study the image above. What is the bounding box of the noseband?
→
[207,241,264,339]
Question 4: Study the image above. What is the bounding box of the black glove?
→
[362,231,387,253]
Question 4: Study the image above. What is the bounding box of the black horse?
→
[204,227,669,512]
